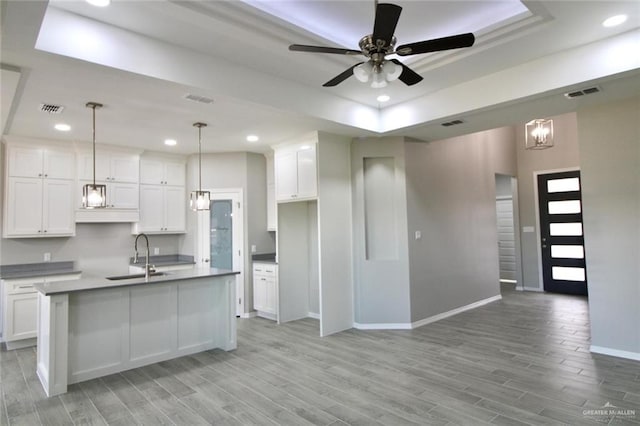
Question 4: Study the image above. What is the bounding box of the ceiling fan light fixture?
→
[353,62,373,83]
[370,71,388,88]
[382,60,401,81]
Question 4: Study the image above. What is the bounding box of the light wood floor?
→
[2,286,640,426]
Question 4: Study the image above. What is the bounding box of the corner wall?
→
[405,127,517,322]
[577,95,640,358]
[515,112,581,290]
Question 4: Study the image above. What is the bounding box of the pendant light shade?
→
[82,102,107,208]
[190,122,210,211]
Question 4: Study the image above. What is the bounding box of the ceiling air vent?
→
[564,86,601,99]
[184,94,214,104]
[441,119,464,127]
[39,103,64,114]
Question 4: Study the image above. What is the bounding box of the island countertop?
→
[34,267,238,295]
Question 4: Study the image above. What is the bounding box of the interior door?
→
[496,197,516,282]
[197,190,244,316]
[537,171,588,296]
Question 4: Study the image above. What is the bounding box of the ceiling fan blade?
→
[395,33,475,56]
[289,44,362,55]
[391,59,423,86]
[323,63,363,87]
[372,3,402,47]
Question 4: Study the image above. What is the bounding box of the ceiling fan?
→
[289,2,475,88]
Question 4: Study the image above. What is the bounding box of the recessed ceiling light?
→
[377,95,390,103]
[54,123,71,132]
[164,139,177,146]
[86,0,110,6]
[602,14,627,27]
[246,135,259,142]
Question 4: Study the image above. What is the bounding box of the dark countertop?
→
[252,253,276,264]
[129,254,195,267]
[0,261,81,280]
[34,267,239,295]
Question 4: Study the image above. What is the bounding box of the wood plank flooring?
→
[2,286,639,425]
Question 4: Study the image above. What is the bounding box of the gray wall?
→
[515,112,581,290]
[181,152,275,313]
[1,224,180,276]
[351,137,411,325]
[577,95,640,356]
[405,126,517,322]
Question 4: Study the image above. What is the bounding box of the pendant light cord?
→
[193,122,207,193]
[86,102,103,186]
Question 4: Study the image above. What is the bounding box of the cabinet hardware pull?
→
[43,230,47,233]
[18,285,34,288]
[38,173,42,177]
[44,174,48,177]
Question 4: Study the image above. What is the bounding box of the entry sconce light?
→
[190,122,210,211]
[525,118,554,149]
[82,102,107,208]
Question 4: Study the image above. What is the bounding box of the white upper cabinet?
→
[9,146,75,179]
[3,142,75,238]
[274,142,317,202]
[139,158,185,186]
[77,150,139,183]
[133,156,186,234]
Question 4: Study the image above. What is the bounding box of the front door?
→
[537,171,588,296]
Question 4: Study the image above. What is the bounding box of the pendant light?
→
[82,102,107,208]
[190,122,210,211]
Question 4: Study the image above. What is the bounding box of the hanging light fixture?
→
[190,122,210,211]
[525,118,554,149]
[82,102,107,208]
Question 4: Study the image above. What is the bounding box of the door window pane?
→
[552,266,585,281]
[548,200,581,214]
[547,177,580,193]
[550,222,583,236]
[210,200,233,270]
[551,245,585,259]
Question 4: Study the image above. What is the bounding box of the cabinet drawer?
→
[6,280,42,294]
[253,263,277,277]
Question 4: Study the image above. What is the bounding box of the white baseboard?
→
[523,286,543,292]
[590,345,640,361]
[307,312,320,320]
[411,295,503,329]
[353,295,503,331]
[4,338,37,350]
[353,322,412,330]
[239,312,256,319]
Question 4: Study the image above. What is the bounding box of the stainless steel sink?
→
[106,272,167,281]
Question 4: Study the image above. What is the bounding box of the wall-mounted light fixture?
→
[190,122,210,211]
[525,118,554,149]
[82,102,107,208]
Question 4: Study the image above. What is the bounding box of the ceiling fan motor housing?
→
[359,34,396,64]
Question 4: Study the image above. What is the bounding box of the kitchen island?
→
[34,268,238,397]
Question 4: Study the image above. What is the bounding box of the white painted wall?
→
[404,127,517,323]
[578,95,640,358]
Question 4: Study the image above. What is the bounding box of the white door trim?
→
[196,188,244,316]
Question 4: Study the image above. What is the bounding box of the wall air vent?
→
[39,103,64,114]
[184,94,214,104]
[441,119,464,127]
[564,86,601,99]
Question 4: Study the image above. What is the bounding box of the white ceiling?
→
[1,0,639,155]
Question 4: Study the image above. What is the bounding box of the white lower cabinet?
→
[253,263,277,319]
[2,273,80,345]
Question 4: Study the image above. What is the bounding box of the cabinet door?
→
[253,275,267,312]
[5,177,43,236]
[110,182,139,209]
[164,186,186,232]
[77,152,110,181]
[110,154,139,183]
[264,277,277,314]
[138,185,164,231]
[164,162,185,186]
[42,179,75,236]
[4,293,38,341]
[296,146,317,199]
[139,159,164,185]
[275,151,298,200]
[8,146,43,178]
[44,150,75,179]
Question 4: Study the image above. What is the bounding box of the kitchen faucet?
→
[134,233,155,280]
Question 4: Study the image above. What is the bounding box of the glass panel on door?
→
[547,177,580,193]
[210,200,233,270]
